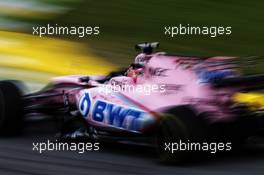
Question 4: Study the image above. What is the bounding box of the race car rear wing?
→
[213,74,264,91]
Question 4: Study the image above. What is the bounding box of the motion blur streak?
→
[0,31,116,82]
[0,0,74,19]
[233,93,264,110]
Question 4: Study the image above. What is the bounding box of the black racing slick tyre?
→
[156,106,207,164]
[0,81,24,135]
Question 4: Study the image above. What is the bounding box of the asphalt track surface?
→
[0,118,264,175]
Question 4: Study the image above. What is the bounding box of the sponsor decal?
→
[79,92,91,117]
[161,84,183,95]
[148,67,169,77]
[92,100,144,128]
[78,91,147,130]
[198,70,233,83]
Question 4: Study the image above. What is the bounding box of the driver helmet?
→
[126,63,144,83]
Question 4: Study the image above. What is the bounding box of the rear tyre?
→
[0,81,24,135]
[156,106,207,164]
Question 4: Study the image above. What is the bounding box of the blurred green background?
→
[1,0,264,74]
[57,0,264,72]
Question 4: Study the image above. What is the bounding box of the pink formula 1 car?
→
[0,42,264,163]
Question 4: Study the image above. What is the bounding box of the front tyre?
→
[156,106,207,164]
[0,81,24,135]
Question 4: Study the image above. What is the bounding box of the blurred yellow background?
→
[0,31,116,82]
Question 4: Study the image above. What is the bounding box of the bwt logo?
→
[92,100,143,127]
[79,92,91,117]
[78,92,145,129]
